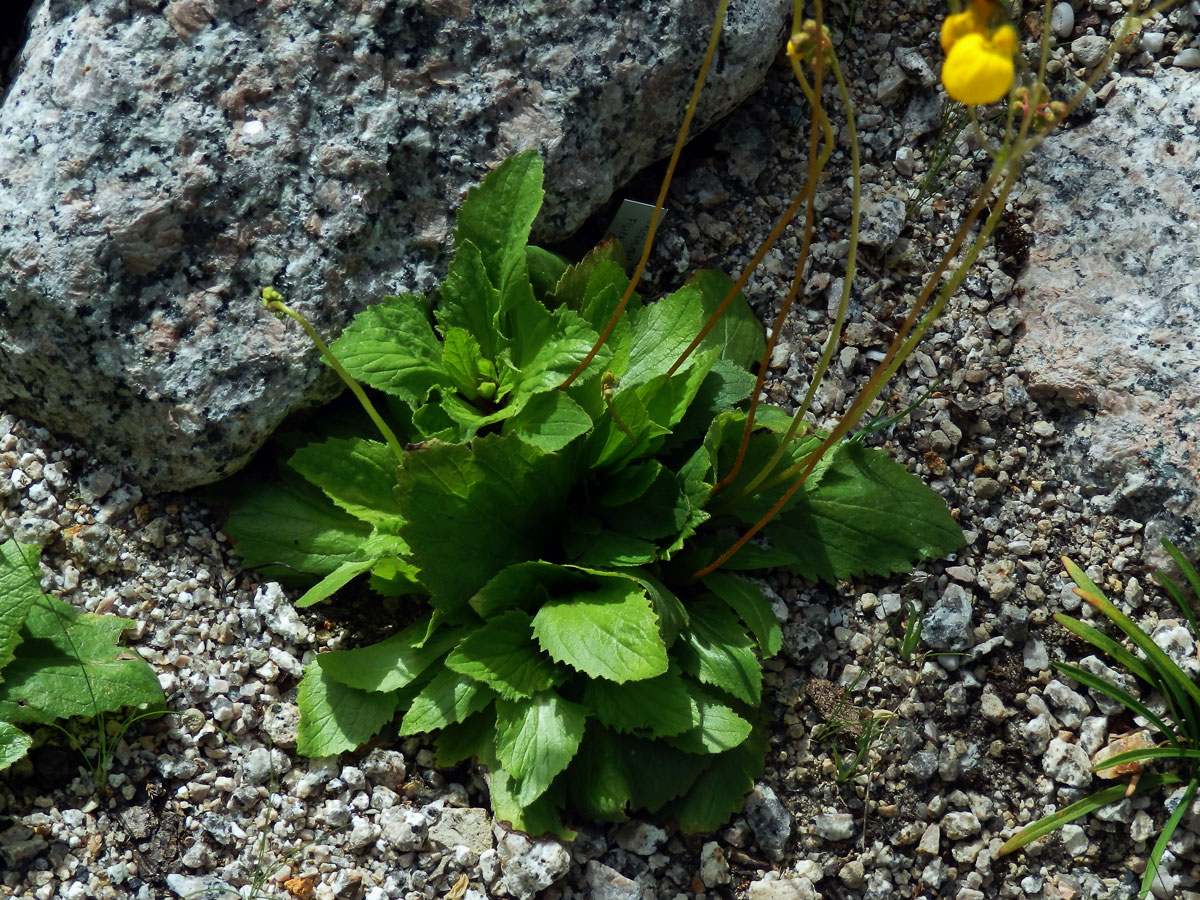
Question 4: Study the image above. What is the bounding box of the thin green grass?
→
[997,539,1200,899]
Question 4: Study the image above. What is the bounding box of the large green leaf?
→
[438,240,505,360]
[316,618,462,693]
[662,359,757,454]
[661,727,767,833]
[494,691,587,806]
[453,150,544,319]
[638,350,719,433]
[621,735,710,813]
[755,442,964,581]
[396,434,573,621]
[623,283,707,387]
[504,390,594,452]
[482,739,575,840]
[675,598,762,706]
[573,258,633,378]
[508,306,605,396]
[586,386,666,469]
[703,573,782,657]
[526,245,570,305]
[689,268,767,370]
[565,727,635,822]
[582,666,695,737]
[220,469,372,580]
[597,465,688,541]
[289,437,404,529]
[435,708,494,765]
[0,540,41,679]
[554,241,630,320]
[563,529,659,568]
[445,609,563,699]
[329,293,447,405]
[439,327,487,399]
[468,562,586,619]
[0,720,32,772]
[296,662,399,756]
[532,576,668,683]
[0,594,163,725]
[399,668,496,736]
[667,683,753,754]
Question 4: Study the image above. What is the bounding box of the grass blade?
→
[997,773,1181,857]
[1139,778,1198,899]
[1061,557,1105,602]
[1158,538,1200,635]
[1156,572,1199,637]
[1066,576,1200,713]
[1160,539,1200,611]
[1095,747,1200,771]
[1054,613,1157,687]
[1053,663,1181,749]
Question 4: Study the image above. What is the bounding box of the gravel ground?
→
[3,2,1199,899]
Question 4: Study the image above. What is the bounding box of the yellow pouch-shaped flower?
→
[942,24,1016,105]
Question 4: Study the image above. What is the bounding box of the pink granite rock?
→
[1014,69,1200,556]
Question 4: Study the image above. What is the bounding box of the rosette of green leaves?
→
[0,540,164,770]
[221,150,963,835]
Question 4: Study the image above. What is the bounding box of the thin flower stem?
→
[695,128,1027,580]
[709,55,833,494]
[731,47,860,500]
[1036,0,1054,86]
[968,106,1000,160]
[262,290,406,466]
[665,40,832,384]
[558,0,731,390]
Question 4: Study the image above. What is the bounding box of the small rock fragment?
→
[1173,48,1200,68]
[1043,737,1094,787]
[813,812,856,842]
[1051,2,1075,38]
[700,841,731,888]
[743,784,792,860]
[941,811,982,841]
[1071,35,1110,67]
[585,860,643,900]
[615,821,668,856]
[923,585,975,651]
[747,876,820,900]
[496,831,571,900]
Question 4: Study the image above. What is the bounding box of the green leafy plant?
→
[813,684,896,786]
[220,149,962,837]
[998,540,1200,898]
[0,539,164,776]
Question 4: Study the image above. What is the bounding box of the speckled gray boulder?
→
[1015,69,1200,557]
[0,0,788,490]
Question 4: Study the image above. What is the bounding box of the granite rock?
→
[1014,69,1200,560]
[427,807,493,856]
[495,829,571,900]
[0,0,788,490]
[922,583,974,651]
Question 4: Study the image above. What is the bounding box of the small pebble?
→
[1043,738,1094,788]
[1051,2,1075,38]
[699,841,731,888]
[1071,34,1110,67]
[1173,48,1200,68]
[941,811,981,841]
[813,812,857,842]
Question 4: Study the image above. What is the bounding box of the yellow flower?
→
[940,1,1016,106]
[940,6,987,54]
